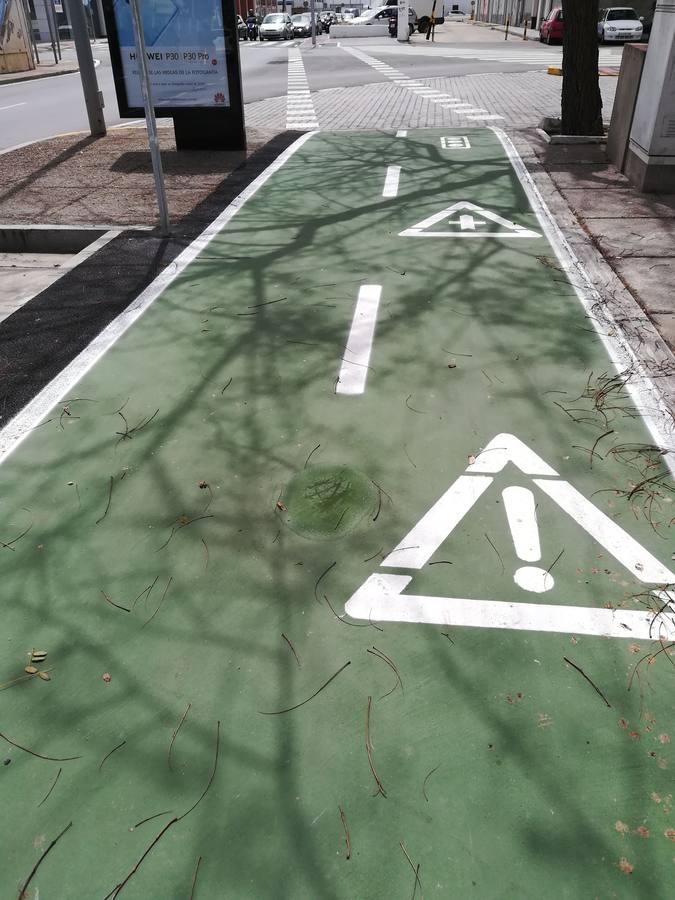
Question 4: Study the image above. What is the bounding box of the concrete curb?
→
[0,64,79,85]
[513,130,675,432]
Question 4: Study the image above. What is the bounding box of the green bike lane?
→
[2,128,674,898]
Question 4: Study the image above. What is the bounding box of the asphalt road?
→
[0,28,623,151]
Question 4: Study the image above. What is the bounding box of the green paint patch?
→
[282,465,378,540]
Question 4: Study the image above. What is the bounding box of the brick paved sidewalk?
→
[245,69,617,134]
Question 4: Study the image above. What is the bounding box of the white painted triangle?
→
[345,574,675,641]
[344,433,675,639]
[400,201,541,239]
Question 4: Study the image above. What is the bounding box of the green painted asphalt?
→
[2,129,674,898]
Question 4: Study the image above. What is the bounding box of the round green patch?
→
[282,465,379,540]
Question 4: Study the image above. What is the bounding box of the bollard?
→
[505,16,510,39]
[523,18,527,39]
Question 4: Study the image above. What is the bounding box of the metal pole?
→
[20,0,39,66]
[425,0,436,40]
[64,0,106,135]
[51,0,62,60]
[128,0,170,236]
[534,0,544,30]
[41,0,59,64]
[397,0,409,41]
[310,0,316,45]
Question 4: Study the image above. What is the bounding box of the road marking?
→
[339,46,506,121]
[361,44,623,68]
[0,102,26,112]
[345,433,675,638]
[440,136,471,149]
[465,113,506,121]
[336,284,382,396]
[503,486,554,593]
[396,129,407,137]
[400,201,541,239]
[345,574,675,641]
[380,431,675,579]
[382,165,401,198]
[286,49,319,131]
[382,474,494,569]
[490,126,675,470]
[0,131,317,463]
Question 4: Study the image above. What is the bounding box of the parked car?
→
[539,6,563,43]
[352,5,416,33]
[237,14,247,40]
[383,0,443,33]
[291,13,313,36]
[259,12,294,40]
[597,7,643,42]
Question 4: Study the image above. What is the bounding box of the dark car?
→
[539,6,563,43]
[291,13,312,37]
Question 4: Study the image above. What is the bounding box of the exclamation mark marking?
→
[502,486,554,593]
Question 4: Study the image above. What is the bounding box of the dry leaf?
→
[447,361,457,369]
[24,665,38,675]
[468,455,477,465]
[37,671,51,681]
[276,501,287,512]
[102,672,112,683]
[31,650,48,662]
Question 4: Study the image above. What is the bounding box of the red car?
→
[539,7,564,44]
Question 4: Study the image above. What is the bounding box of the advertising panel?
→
[109,0,229,108]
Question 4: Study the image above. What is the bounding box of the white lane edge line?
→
[336,284,382,396]
[490,126,675,473]
[0,131,318,463]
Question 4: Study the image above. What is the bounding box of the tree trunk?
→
[560,0,603,135]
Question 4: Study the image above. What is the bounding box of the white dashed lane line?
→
[286,49,319,130]
[340,45,505,122]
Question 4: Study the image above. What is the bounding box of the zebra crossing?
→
[286,49,319,130]
[371,43,623,68]
[341,45,506,122]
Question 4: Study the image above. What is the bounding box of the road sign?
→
[345,433,675,639]
[400,201,541,238]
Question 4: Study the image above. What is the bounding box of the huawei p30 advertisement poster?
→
[111,0,230,108]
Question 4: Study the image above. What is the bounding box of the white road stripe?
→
[0,102,26,112]
[345,573,675,641]
[382,165,401,198]
[340,45,505,124]
[396,129,407,137]
[336,284,382,396]
[382,475,494,568]
[491,126,675,471]
[286,48,319,130]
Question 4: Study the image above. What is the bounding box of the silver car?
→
[597,7,643,43]
[259,13,294,41]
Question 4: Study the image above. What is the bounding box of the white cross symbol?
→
[448,215,487,231]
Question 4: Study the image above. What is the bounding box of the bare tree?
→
[561,0,603,135]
